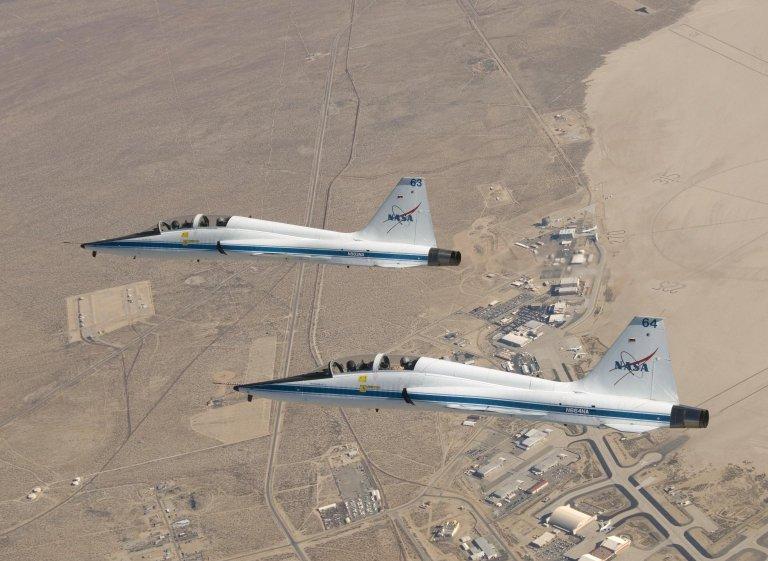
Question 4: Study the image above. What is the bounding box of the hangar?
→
[547,504,596,535]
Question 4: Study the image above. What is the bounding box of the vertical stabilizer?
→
[356,177,436,246]
[576,317,679,403]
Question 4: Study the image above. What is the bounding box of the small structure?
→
[500,332,530,348]
[527,480,549,495]
[570,253,587,265]
[548,504,597,535]
[558,277,580,287]
[531,531,557,548]
[558,228,576,240]
[431,519,460,541]
[462,420,477,427]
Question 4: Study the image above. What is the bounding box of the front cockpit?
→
[82,213,234,252]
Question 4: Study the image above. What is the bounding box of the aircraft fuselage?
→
[83,215,460,268]
[234,356,708,433]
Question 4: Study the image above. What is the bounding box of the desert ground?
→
[6,1,768,561]
[581,0,768,466]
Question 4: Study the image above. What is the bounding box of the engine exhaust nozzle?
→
[670,405,709,428]
[428,248,461,266]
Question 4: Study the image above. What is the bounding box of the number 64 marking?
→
[641,318,658,328]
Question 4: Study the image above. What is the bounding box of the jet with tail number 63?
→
[82,177,460,268]
[234,317,708,433]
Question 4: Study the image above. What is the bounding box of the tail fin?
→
[575,317,679,403]
[356,177,436,246]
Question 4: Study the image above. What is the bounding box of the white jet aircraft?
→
[82,177,460,268]
[234,317,708,433]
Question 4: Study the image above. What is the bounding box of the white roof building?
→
[524,319,545,333]
[570,254,586,265]
[558,277,580,287]
[531,531,556,548]
[559,228,576,239]
[548,313,566,324]
[500,332,530,348]
[555,285,579,295]
[548,505,597,535]
[601,535,631,553]
[549,301,567,314]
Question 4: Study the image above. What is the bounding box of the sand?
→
[582,0,768,465]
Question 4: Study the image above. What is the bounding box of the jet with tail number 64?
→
[234,317,708,433]
[82,177,460,268]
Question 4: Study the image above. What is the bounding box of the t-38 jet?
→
[234,317,708,433]
[82,177,460,268]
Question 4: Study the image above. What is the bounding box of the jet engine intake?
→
[670,405,709,428]
[428,248,461,266]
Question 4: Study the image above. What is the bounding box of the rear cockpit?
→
[158,214,231,232]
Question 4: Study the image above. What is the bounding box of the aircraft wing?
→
[445,403,547,416]
[405,386,547,417]
[217,240,334,259]
[603,422,661,433]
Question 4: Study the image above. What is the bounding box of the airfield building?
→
[527,480,549,495]
[500,332,530,348]
[530,456,560,476]
[517,428,548,450]
[548,504,597,535]
[531,531,557,548]
[475,458,505,479]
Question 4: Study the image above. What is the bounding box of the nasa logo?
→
[384,202,421,233]
[610,349,658,385]
[611,349,657,373]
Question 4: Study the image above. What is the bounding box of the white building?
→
[548,301,567,314]
[548,504,597,535]
[523,319,545,334]
[517,428,548,450]
[531,531,556,548]
[500,332,530,348]
[601,535,631,554]
[555,285,579,295]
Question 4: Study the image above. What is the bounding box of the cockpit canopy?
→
[158,214,231,232]
[328,354,419,375]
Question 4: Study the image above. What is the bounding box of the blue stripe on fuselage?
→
[247,384,671,424]
[90,240,427,261]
